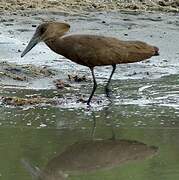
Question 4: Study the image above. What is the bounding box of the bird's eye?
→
[40,27,46,34]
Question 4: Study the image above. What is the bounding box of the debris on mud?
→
[53,79,71,89]
[68,74,88,82]
[1,96,56,106]
[0,61,56,81]
[76,95,87,103]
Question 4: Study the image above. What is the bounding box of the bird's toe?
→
[105,88,112,98]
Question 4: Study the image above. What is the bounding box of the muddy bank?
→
[0,0,179,13]
[0,7,178,109]
[0,10,178,82]
[0,61,55,80]
[0,61,59,88]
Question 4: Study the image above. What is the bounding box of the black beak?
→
[21,33,40,57]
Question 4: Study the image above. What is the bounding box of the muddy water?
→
[0,10,179,180]
[0,101,178,180]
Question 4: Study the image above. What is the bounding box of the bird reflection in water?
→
[22,112,158,180]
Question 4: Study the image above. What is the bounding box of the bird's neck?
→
[44,33,67,55]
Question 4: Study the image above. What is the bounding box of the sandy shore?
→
[0,0,179,13]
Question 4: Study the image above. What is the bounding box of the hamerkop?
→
[21,22,159,105]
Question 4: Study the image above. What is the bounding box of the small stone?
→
[123,18,131,21]
[68,74,88,82]
[77,95,86,103]
[40,123,47,128]
[54,79,71,89]
[131,5,139,10]
[158,1,167,6]
[27,122,32,126]
[92,3,97,8]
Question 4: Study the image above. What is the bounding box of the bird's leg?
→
[87,68,97,105]
[105,64,116,98]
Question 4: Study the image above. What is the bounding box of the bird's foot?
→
[105,88,113,98]
[77,97,92,107]
[87,100,92,107]
[105,88,115,104]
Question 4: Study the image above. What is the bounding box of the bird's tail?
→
[153,46,159,56]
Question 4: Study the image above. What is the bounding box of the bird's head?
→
[21,22,70,57]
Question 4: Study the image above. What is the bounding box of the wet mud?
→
[0,10,178,109]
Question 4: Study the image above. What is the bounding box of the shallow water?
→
[0,10,179,180]
[0,101,179,180]
[0,83,179,180]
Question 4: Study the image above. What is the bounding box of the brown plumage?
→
[21,22,159,105]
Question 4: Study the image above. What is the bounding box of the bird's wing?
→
[60,35,155,66]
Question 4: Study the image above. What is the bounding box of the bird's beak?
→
[21,33,40,57]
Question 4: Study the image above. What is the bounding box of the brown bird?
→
[21,22,159,105]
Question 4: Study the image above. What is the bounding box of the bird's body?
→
[46,34,157,67]
[21,22,159,105]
